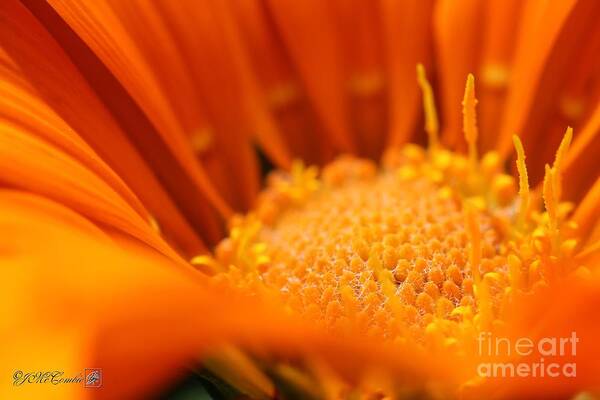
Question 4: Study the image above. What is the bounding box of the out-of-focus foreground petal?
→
[469,276,600,399]
[0,190,462,399]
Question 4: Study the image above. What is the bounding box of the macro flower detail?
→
[1,1,600,399]
[211,73,589,362]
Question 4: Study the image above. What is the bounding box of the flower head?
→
[1,0,599,399]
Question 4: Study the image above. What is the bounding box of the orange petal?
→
[328,0,387,158]
[0,122,181,261]
[576,239,600,268]
[434,0,485,151]
[572,177,600,246]
[33,0,231,240]
[474,276,600,398]
[477,0,524,152]
[496,0,576,158]
[228,0,334,165]
[524,27,600,182]
[266,0,356,153]
[0,191,204,400]
[105,0,263,210]
[209,0,294,170]
[0,0,207,255]
[497,0,600,177]
[563,101,600,202]
[382,0,435,148]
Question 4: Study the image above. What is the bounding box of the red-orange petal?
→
[266,0,357,153]
[0,0,208,255]
[564,101,600,202]
[434,0,484,151]
[474,276,600,399]
[382,0,435,148]
[36,0,231,241]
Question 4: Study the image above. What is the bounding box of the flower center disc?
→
[213,151,513,345]
[261,159,500,341]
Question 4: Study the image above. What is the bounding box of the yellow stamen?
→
[512,135,530,227]
[543,164,558,238]
[190,254,222,274]
[462,74,479,167]
[416,64,439,150]
[552,126,573,202]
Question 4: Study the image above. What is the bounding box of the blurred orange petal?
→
[0,190,462,399]
[474,276,600,399]
[382,0,434,148]
[266,0,356,153]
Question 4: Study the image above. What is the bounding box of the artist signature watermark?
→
[13,369,102,388]
[477,331,578,378]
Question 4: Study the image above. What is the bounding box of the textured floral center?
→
[201,71,585,352]
[207,147,520,349]
[257,159,498,341]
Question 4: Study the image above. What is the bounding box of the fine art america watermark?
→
[477,331,578,378]
[13,368,102,388]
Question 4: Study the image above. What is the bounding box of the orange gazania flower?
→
[1,0,600,399]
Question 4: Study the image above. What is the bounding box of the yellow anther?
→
[402,144,427,164]
[464,202,481,284]
[480,151,501,178]
[552,126,573,202]
[450,306,472,318]
[482,272,503,286]
[416,64,439,150]
[396,165,418,181]
[190,254,222,274]
[491,174,516,206]
[543,164,558,237]
[278,160,320,202]
[462,74,479,167]
[560,239,578,257]
[467,196,486,211]
[512,135,530,227]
